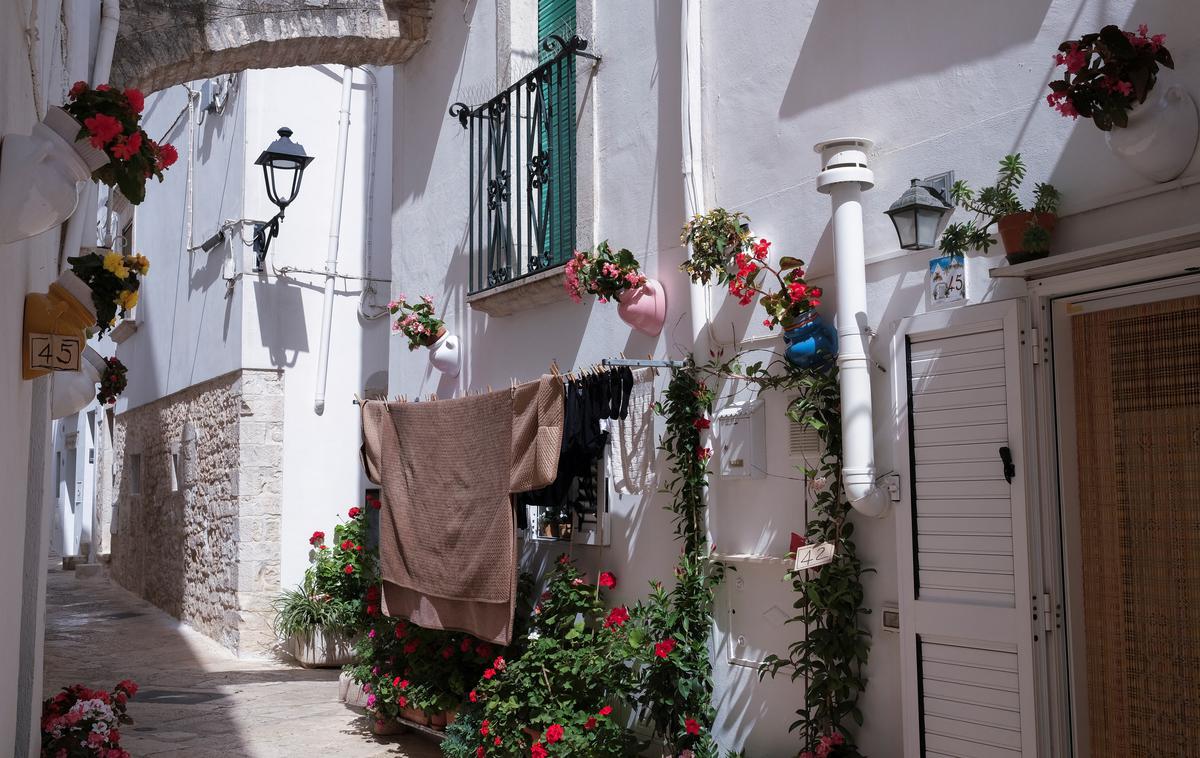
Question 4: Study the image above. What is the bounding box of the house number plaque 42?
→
[793,541,837,572]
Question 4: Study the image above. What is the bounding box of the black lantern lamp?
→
[884,178,953,251]
[252,127,314,271]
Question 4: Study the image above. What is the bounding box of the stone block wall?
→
[110,369,284,657]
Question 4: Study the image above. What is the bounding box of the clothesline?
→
[351,356,687,404]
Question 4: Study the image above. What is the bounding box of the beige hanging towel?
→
[360,376,563,644]
[608,367,657,494]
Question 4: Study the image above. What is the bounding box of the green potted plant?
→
[937,154,1062,265]
[469,556,642,757]
[272,505,376,667]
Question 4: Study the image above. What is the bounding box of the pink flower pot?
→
[616,278,666,336]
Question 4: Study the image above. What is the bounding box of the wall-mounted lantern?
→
[884,178,953,251]
[252,127,313,272]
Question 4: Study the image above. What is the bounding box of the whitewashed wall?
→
[122,65,392,594]
[0,0,96,752]
[388,0,1198,753]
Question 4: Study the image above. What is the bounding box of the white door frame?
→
[1026,246,1200,758]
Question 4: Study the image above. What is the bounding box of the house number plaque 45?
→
[28,333,82,372]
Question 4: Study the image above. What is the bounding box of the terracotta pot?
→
[371,717,405,736]
[996,211,1056,264]
[443,706,459,726]
[23,271,97,381]
[616,278,667,336]
[1106,71,1199,183]
[427,710,447,730]
[399,706,428,725]
[0,106,109,245]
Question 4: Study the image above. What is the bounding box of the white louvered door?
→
[893,300,1038,758]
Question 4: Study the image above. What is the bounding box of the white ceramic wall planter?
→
[50,347,107,420]
[0,106,109,245]
[1106,77,1199,183]
[428,331,461,377]
[617,278,667,336]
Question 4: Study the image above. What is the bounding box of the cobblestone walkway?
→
[42,568,443,758]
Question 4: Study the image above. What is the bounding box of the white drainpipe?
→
[681,0,708,355]
[313,66,355,415]
[814,138,887,518]
[58,0,120,271]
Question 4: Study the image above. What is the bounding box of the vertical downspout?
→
[682,0,708,357]
[58,0,120,272]
[313,66,355,415]
[814,138,888,518]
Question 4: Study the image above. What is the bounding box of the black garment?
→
[517,369,635,529]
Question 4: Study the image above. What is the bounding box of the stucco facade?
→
[384,0,1200,754]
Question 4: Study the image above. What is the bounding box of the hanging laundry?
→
[519,366,634,532]
[608,367,657,494]
[360,376,563,645]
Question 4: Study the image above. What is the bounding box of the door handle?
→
[999,446,1015,483]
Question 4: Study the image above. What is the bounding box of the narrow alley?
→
[42,569,440,758]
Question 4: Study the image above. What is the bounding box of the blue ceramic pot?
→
[782,312,837,368]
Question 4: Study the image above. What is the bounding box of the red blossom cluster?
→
[41,680,137,758]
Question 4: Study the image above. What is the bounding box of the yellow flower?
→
[128,253,150,276]
[102,251,129,280]
[116,290,138,311]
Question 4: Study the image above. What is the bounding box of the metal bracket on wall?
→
[881,472,902,502]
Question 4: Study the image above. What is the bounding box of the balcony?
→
[450,35,598,310]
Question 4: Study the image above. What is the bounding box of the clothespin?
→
[487,384,493,393]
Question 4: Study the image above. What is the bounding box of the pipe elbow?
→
[843,471,889,518]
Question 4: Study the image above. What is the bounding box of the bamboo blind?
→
[1072,294,1200,757]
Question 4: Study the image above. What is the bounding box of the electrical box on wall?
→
[716,399,765,479]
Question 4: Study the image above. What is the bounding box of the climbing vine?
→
[634,359,726,756]
[702,354,871,758]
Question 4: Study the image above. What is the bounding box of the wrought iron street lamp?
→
[252,127,314,271]
[884,178,953,251]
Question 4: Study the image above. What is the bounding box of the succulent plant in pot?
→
[937,154,1062,265]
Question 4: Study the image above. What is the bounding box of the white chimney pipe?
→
[313,66,355,415]
[814,138,887,518]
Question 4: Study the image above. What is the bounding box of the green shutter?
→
[538,0,576,263]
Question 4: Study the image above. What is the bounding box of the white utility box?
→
[716,398,765,479]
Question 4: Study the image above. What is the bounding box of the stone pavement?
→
[42,568,443,758]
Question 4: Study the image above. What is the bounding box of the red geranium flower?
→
[309,531,325,545]
[469,689,478,703]
[493,656,506,671]
[692,417,711,430]
[531,744,548,758]
[483,668,496,680]
[83,113,123,148]
[157,143,178,169]
[604,606,629,629]
[696,447,712,461]
[348,507,361,518]
[123,88,144,113]
[69,81,87,98]
[403,640,419,654]
[654,638,676,659]
[584,717,597,730]
[480,719,490,737]
[475,747,485,758]
[685,718,701,735]
[598,705,613,716]
[545,724,564,744]
[598,572,617,589]
[343,565,354,574]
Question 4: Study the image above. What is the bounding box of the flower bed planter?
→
[616,278,667,336]
[284,628,356,668]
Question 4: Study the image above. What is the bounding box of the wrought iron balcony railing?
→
[450,35,598,295]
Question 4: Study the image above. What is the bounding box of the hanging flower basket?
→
[0,106,110,245]
[67,247,149,336]
[61,82,177,204]
[565,241,665,335]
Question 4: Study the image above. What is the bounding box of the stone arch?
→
[111,0,435,93]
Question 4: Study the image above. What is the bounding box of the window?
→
[455,2,590,296]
